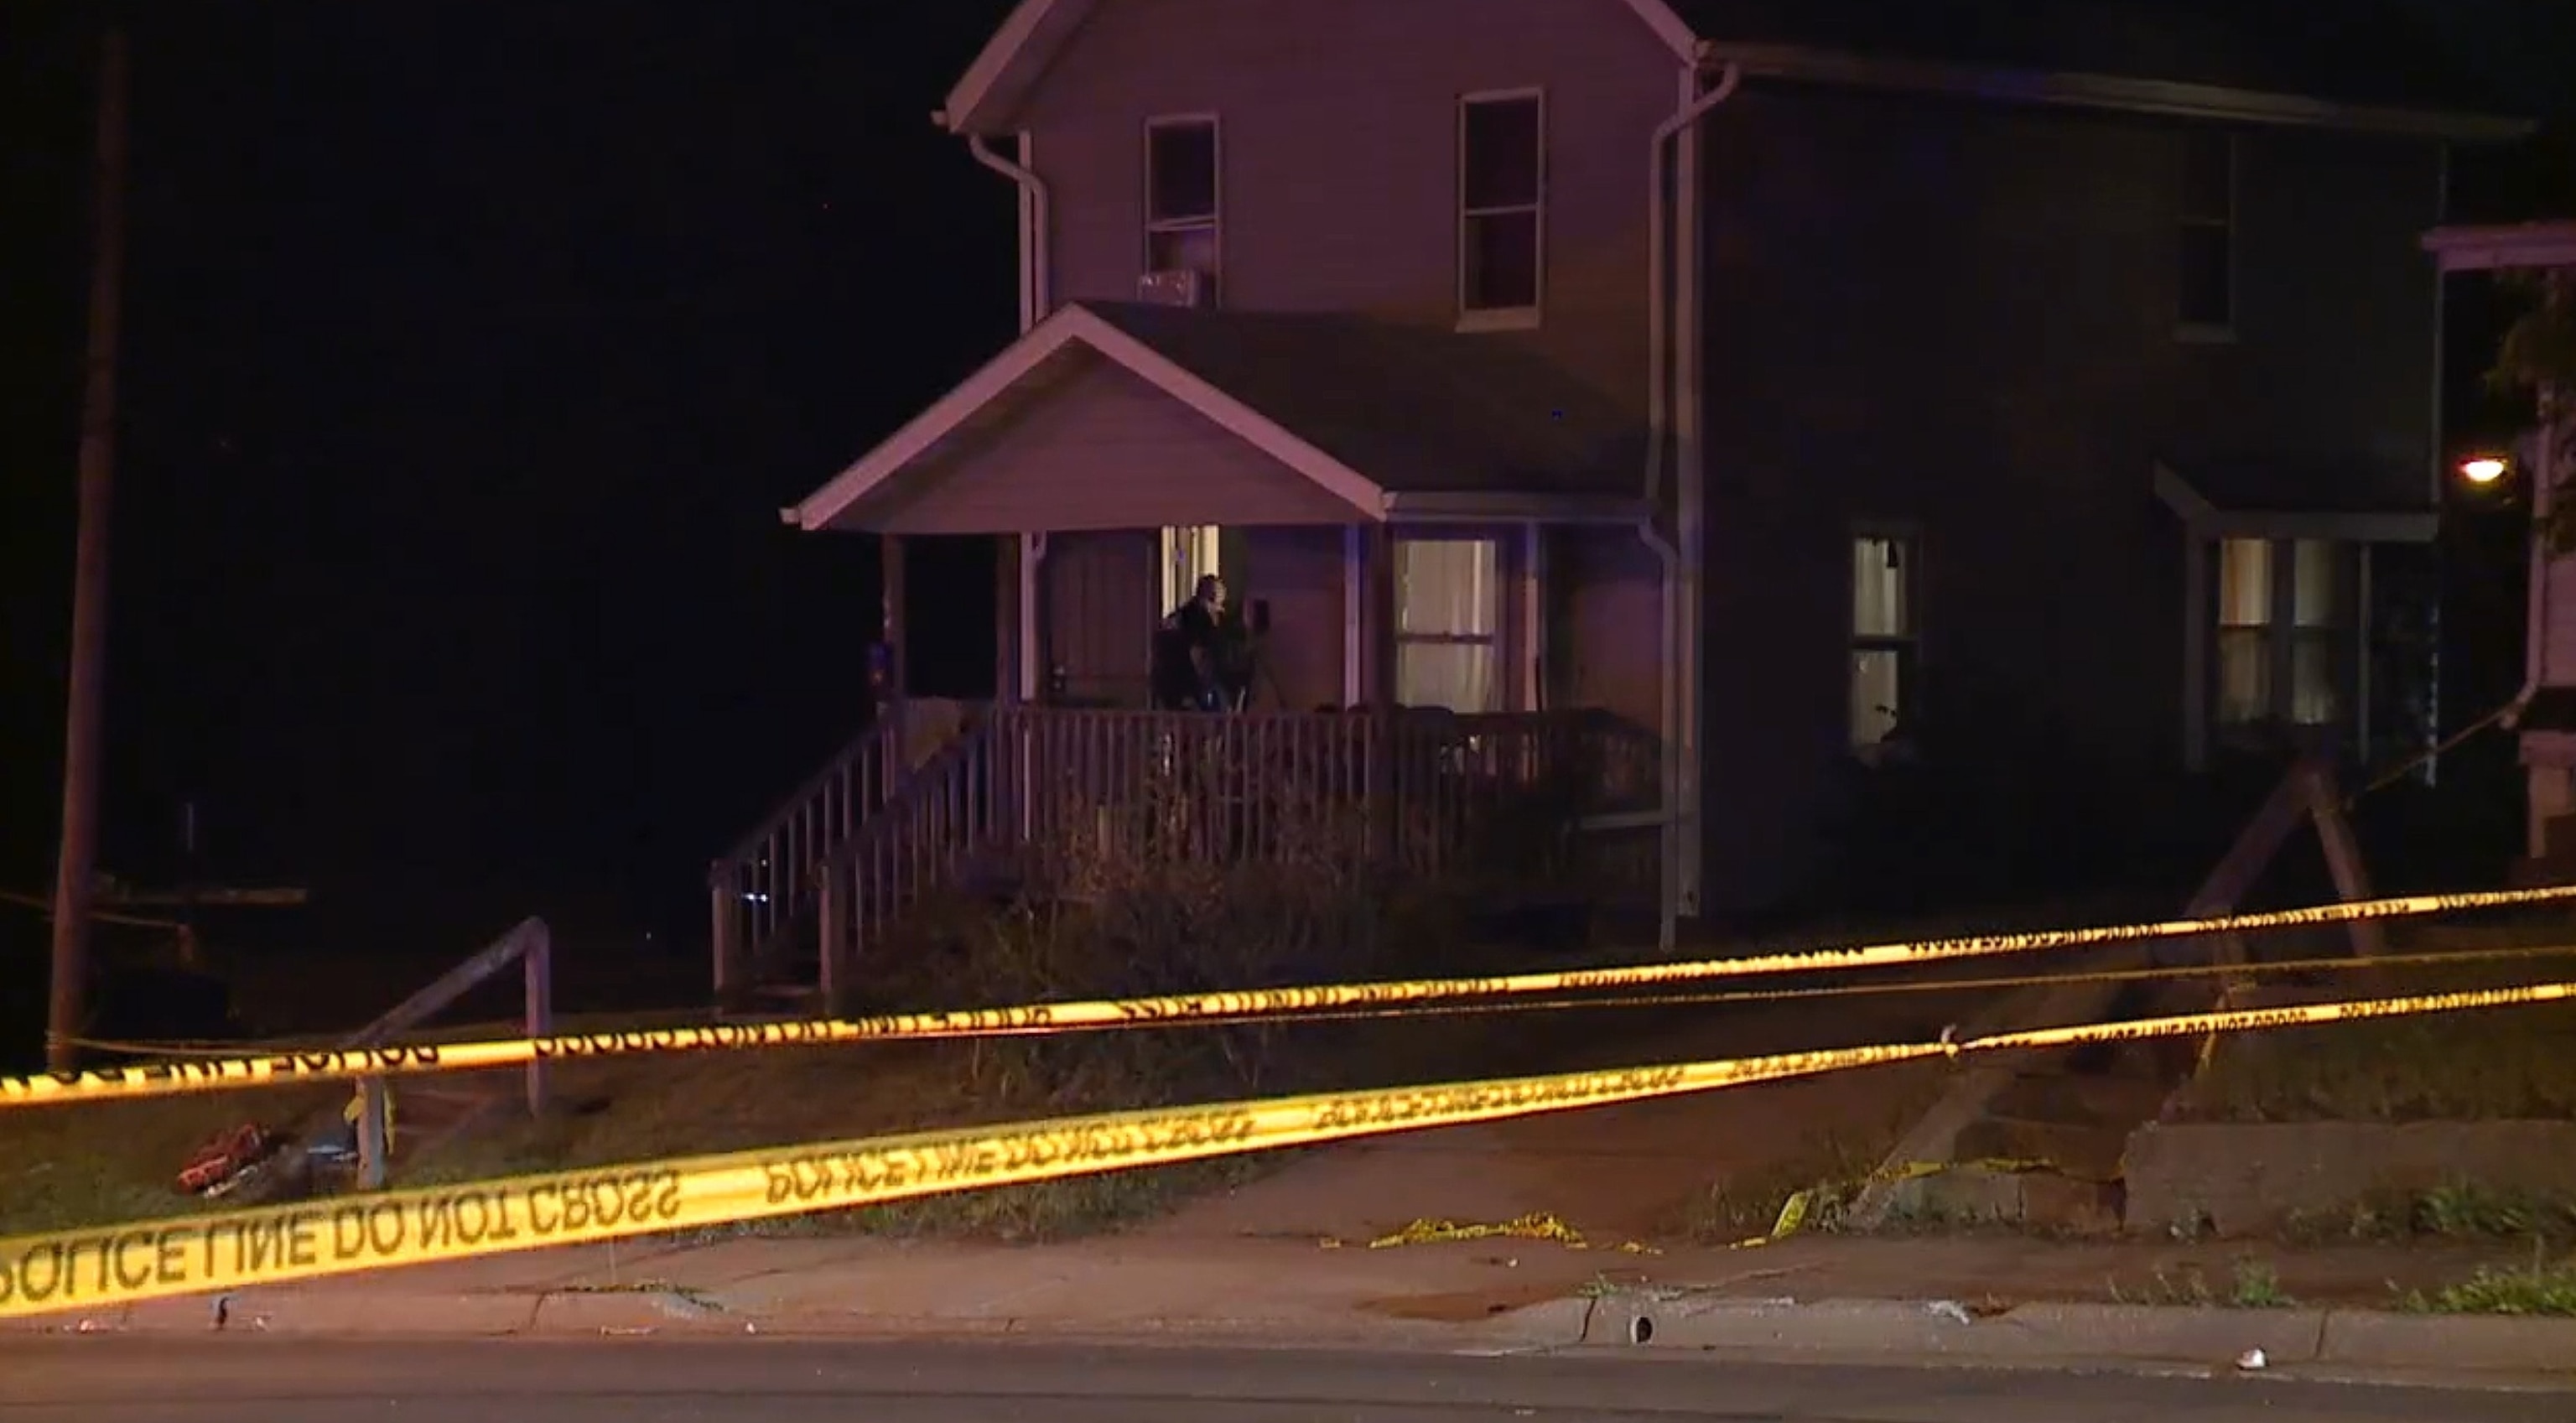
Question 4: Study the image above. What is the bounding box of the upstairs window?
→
[1458,91,1545,323]
[1850,534,1919,756]
[2178,129,2236,335]
[1145,116,1220,299]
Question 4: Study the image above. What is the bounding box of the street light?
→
[2461,455,2511,486]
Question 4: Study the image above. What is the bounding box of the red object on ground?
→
[174,1123,279,1196]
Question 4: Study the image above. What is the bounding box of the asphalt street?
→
[3,1338,2569,1421]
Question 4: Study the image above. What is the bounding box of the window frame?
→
[1392,532,1506,713]
[1456,87,1547,332]
[1159,525,1223,615]
[2176,128,2239,341]
[1848,529,1923,760]
[1142,113,1223,301]
[2211,535,2348,735]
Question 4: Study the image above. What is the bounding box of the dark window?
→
[1145,117,1219,298]
[2178,130,2235,330]
[1460,94,1544,314]
[1147,119,1218,225]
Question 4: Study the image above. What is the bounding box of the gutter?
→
[1639,60,1742,947]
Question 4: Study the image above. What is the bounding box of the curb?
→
[1576,1289,2576,1377]
[13,1283,2573,1379]
[2,1288,1595,1353]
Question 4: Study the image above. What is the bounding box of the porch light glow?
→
[2459,456,2509,486]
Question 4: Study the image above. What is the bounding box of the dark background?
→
[1,2,2572,1014]
[2,1,1022,967]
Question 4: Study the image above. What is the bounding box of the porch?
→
[711,299,1673,1007]
[710,703,1661,1010]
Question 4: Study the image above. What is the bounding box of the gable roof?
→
[937,0,2527,142]
[1664,0,2502,118]
[787,302,1648,533]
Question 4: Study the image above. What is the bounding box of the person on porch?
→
[1152,574,1228,711]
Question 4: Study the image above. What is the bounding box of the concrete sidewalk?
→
[10,1228,2573,1382]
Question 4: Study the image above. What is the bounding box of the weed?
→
[2113,1266,2215,1308]
[2281,1182,2576,1246]
[2229,1257,2295,1309]
[2404,1244,2576,1317]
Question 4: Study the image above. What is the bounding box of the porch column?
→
[1362,522,1397,860]
[2181,532,2209,771]
[995,534,1021,705]
[880,533,908,707]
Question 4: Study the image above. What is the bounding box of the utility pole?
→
[48,28,131,1072]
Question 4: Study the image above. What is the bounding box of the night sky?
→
[3,2,1021,953]
[2,1,2573,972]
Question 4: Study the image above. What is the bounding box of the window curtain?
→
[1394,538,1500,712]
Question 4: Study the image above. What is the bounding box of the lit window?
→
[1459,92,1544,318]
[1395,538,1501,712]
[2214,537,2343,729]
[2215,538,2271,725]
[2289,538,2340,727]
[1850,535,1918,753]
[1160,526,1222,613]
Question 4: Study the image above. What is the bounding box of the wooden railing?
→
[709,717,901,1005]
[790,705,1660,1010]
[337,917,553,1187]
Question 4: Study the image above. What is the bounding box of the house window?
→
[2288,538,2341,726]
[2215,537,2343,728]
[1145,116,1219,299]
[1395,537,1502,712]
[1850,534,1918,754]
[1159,525,1222,614]
[2178,130,2236,334]
[1458,91,1544,321]
[2215,538,2272,725]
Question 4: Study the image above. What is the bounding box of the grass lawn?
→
[2174,922,2576,1123]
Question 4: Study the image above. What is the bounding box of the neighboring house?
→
[2423,221,2576,877]
[716,0,2532,1004]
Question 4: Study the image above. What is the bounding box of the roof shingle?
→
[1083,301,1647,499]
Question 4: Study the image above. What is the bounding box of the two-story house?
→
[714,0,2529,1005]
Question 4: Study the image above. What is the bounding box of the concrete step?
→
[1882,1166,2123,1235]
[1986,1070,2178,1129]
[1949,1115,2135,1184]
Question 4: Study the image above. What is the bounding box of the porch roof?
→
[2425,222,2576,274]
[2153,454,2438,543]
[787,302,1649,535]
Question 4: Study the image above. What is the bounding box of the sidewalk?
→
[12,1226,2573,1382]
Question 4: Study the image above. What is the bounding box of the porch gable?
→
[786,304,1388,536]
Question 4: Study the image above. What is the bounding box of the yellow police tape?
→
[10,880,2573,1111]
[1737,1158,2054,1249]
[3,976,2569,1319]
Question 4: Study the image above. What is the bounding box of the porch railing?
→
[792,705,1660,1010]
[709,715,902,1005]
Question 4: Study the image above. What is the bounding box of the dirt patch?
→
[1356,1278,1587,1322]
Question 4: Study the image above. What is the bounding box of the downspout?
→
[1640,57,1742,948]
[1644,60,1742,506]
[958,123,1054,706]
[963,129,1052,326]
